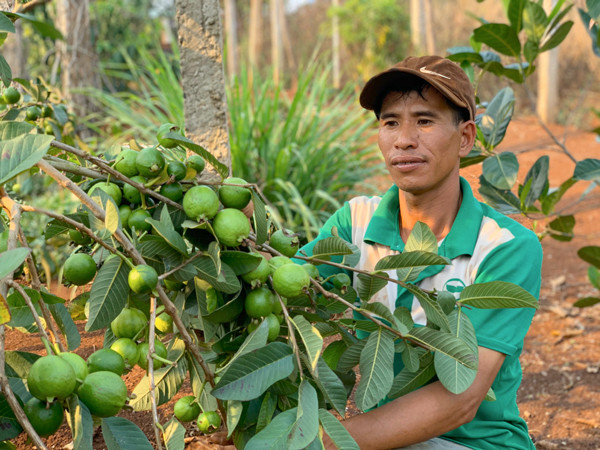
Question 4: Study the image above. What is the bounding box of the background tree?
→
[174,0,231,178]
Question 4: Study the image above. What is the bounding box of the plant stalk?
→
[147,295,164,450]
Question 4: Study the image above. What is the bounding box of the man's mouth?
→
[390,156,426,170]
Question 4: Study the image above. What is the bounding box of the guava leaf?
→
[164,133,229,179]
[193,258,240,294]
[5,351,39,401]
[146,205,187,254]
[336,338,367,372]
[65,397,94,450]
[130,338,187,411]
[473,23,521,56]
[389,351,435,399]
[311,236,354,259]
[85,256,130,332]
[311,357,348,415]
[477,87,515,150]
[256,392,277,433]
[291,315,323,372]
[573,158,600,182]
[541,178,576,215]
[359,301,409,335]
[5,12,62,39]
[434,309,478,394]
[507,0,526,31]
[218,319,269,375]
[87,190,119,240]
[226,400,243,439]
[163,417,185,450]
[478,175,521,214]
[548,215,575,242]
[404,283,451,332]
[523,156,549,207]
[319,409,360,450]
[375,251,449,272]
[0,121,33,140]
[405,221,437,252]
[0,395,22,441]
[482,152,519,190]
[0,134,53,185]
[458,281,539,309]
[356,271,388,301]
[187,354,218,413]
[0,54,11,87]
[0,293,10,325]
[288,380,319,449]
[212,342,294,401]
[220,250,261,275]
[6,287,41,329]
[102,417,153,450]
[48,303,80,351]
[406,327,477,370]
[540,20,573,51]
[573,297,600,308]
[0,13,14,33]
[245,408,297,449]
[0,248,29,279]
[355,328,395,411]
[578,246,600,268]
[400,342,420,372]
[45,212,89,240]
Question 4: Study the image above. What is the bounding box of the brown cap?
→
[359,55,476,121]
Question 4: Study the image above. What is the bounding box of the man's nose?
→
[394,122,418,149]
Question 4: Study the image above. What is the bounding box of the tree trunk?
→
[248,0,262,83]
[270,0,282,85]
[278,0,295,76]
[423,0,436,55]
[224,0,238,79]
[175,0,231,179]
[331,0,340,89]
[537,0,559,123]
[55,0,100,128]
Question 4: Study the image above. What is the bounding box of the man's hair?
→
[373,75,470,126]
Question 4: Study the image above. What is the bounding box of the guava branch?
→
[147,295,164,450]
[45,155,107,180]
[7,280,55,348]
[273,286,303,375]
[36,159,224,416]
[49,140,184,210]
[0,327,48,450]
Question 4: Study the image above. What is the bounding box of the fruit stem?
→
[150,353,175,366]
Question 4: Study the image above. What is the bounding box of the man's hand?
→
[324,347,505,450]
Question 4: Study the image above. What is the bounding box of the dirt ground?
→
[5,116,600,449]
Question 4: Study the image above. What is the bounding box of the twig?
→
[7,280,54,350]
[273,286,303,374]
[147,295,164,450]
[0,326,48,450]
[36,160,220,413]
[49,140,183,210]
[14,0,50,14]
[158,251,206,281]
[44,155,107,180]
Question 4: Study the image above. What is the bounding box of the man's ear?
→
[459,120,477,158]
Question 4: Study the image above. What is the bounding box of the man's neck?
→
[398,180,463,243]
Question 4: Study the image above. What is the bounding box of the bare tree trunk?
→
[270,0,282,85]
[423,0,436,55]
[55,0,100,129]
[278,0,296,76]
[537,0,559,123]
[175,0,231,179]
[331,0,340,89]
[249,0,262,83]
[224,0,238,79]
[410,0,424,53]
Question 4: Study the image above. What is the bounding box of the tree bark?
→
[270,0,283,85]
[248,0,262,83]
[175,0,231,178]
[537,0,559,123]
[55,0,100,124]
[3,21,27,79]
[331,0,340,89]
[224,0,238,79]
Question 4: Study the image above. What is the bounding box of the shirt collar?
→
[362,177,482,258]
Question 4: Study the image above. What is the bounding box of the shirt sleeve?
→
[296,201,354,280]
[465,230,543,356]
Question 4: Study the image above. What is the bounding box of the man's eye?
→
[418,119,432,125]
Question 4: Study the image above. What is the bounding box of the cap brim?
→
[359,67,470,114]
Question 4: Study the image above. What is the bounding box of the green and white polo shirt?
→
[300,177,543,450]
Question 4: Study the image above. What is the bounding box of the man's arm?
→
[325,347,505,450]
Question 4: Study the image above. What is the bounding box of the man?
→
[300,55,543,449]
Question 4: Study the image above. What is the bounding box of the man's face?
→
[377,87,473,195]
